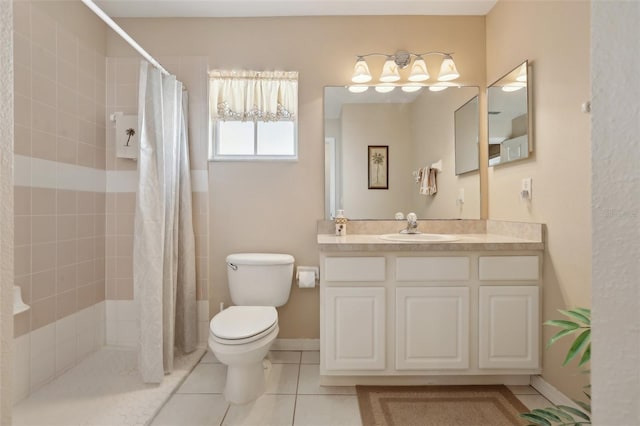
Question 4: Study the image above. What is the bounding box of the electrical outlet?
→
[457,188,465,204]
[521,177,532,200]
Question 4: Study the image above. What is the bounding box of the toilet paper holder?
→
[296,266,319,281]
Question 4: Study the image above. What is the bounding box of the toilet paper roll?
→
[298,271,316,288]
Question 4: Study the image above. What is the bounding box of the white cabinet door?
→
[325,287,386,370]
[479,286,539,369]
[396,287,470,370]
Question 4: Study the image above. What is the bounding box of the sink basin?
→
[378,233,460,243]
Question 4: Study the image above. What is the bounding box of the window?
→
[209,70,298,161]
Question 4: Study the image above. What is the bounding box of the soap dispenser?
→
[335,209,348,236]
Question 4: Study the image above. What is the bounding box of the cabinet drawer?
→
[324,257,386,282]
[479,256,539,281]
[396,257,470,281]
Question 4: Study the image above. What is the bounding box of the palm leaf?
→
[574,400,591,414]
[531,408,562,422]
[557,405,590,421]
[548,328,580,348]
[578,343,591,367]
[520,413,552,426]
[545,407,575,422]
[563,330,590,366]
[572,307,591,317]
[544,319,580,330]
[559,309,590,325]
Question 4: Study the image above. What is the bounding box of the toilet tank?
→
[226,253,295,307]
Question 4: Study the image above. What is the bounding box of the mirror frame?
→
[487,60,533,167]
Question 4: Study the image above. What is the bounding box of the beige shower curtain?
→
[134,61,197,383]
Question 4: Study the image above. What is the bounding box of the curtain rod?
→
[80,0,170,76]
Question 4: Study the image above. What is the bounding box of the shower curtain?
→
[134,61,197,383]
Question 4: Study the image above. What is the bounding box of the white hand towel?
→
[427,167,438,195]
[419,167,429,195]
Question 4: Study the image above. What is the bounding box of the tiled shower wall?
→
[104,56,210,347]
[12,1,209,404]
[12,1,107,403]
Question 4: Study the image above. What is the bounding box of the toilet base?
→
[209,325,279,405]
[224,360,270,404]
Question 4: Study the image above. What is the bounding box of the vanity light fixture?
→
[350,50,460,92]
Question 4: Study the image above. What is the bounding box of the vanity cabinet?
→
[478,286,539,369]
[324,287,385,370]
[319,250,542,385]
[396,287,469,370]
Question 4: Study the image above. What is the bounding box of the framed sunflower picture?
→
[368,145,388,189]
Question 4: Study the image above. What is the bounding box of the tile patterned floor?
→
[151,350,553,426]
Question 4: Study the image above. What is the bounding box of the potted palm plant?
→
[521,308,591,426]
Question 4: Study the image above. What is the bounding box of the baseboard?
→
[530,375,580,409]
[271,338,319,351]
[321,374,531,387]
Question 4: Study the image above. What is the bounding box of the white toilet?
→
[208,253,295,404]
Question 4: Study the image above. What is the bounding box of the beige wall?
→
[107,15,487,338]
[486,1,591,399]
[591,2,640,422]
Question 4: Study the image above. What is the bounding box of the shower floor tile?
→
[13,346,204,426]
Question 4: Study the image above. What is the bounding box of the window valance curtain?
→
[209,70,298,122]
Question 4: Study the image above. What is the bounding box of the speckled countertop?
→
[317,233,543,252]
[317,220,545,252]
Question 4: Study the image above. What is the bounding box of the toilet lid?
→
[210,306,277,340]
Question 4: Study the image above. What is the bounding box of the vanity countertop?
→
[317,233,544,252]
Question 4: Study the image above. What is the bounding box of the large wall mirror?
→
[487,60,531,166]
[324,86,480,220]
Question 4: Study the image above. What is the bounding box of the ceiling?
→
[95,0,497,18]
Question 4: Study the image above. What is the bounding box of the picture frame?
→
[368,145,388,189]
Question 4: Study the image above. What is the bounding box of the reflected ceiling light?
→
[351,57,372,83]
[428,82,458,92]
[502,82,526,92]
[437,55,460,81]
[350,50,460,89]
[401,83,423,93]
[374,84,396,93]
[348,85,369,93]
[516,63,527,82]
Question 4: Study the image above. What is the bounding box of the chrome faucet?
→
[403,212,420,234]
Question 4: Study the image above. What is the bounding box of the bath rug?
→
[356,384,529,426]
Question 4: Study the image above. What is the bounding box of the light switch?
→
[521,177,532,200]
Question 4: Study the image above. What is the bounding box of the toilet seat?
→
[210,306,278,345]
